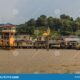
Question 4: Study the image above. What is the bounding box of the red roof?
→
[0,24,16,28]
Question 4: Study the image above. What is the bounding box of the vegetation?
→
[17,14,80,37]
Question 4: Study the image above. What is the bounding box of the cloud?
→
[0,0,80,24]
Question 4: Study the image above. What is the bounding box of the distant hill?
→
[12,14,80,36]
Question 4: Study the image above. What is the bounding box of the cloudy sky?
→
[0,0,80,24]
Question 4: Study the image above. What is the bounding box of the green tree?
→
[26,19,36,26]
[36,15,48,27]
[60,14,73,21]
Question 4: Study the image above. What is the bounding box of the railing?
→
[2,30,16,33]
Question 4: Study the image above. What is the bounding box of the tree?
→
[36,15,48,27]
[47,17,54,29]
[26,19,36,26]
[60,14,73,21]
[76,17,80,22]
[53,18,62,31]
[17,14,80,36]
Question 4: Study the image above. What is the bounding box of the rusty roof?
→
[0,24,16,28]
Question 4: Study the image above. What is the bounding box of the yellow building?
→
[0,24,16,48]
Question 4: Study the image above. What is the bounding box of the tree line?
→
[17,14,80,36]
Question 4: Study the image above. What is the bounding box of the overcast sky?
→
[0,0,80,24]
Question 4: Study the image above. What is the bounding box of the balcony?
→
[2,30,16,33]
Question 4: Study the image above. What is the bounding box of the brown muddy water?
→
[0,49,80,73]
